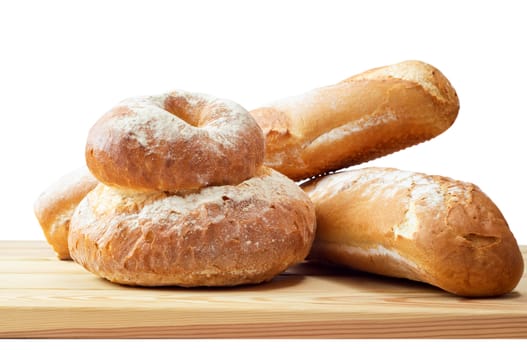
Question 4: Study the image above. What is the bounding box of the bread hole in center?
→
[164,95,204,127]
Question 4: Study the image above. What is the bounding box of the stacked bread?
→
[35,90,316,287]
[35,60,523,296]
[251,60,523,297]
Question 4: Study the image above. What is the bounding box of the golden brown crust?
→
[69,167,316,287]
[251,60,459,180]
[86,90,265,192]
[33,167,98,260]
[302,167,524,297]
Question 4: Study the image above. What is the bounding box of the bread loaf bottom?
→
[302,167,524,297]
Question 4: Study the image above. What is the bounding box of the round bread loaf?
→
[69,167,316,287]
[86,90,265,192]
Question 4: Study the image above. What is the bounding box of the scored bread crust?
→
[68,167,316,287]
[302,167,524,297]
[251,60,460,181]
[33,167,98,260]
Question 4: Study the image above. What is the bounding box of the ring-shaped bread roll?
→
[68,167,316,287]
[86,90,265,192]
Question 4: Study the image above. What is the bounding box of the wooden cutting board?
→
[1,240,526,338]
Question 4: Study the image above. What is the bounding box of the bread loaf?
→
[86,90,265,192]
[251,61,459,180]
[302,167,524,296]
[33,167,98,259]
[67,89,317,287]
[69,167,316,286]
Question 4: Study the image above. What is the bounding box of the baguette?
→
[302,167,524,297]
[251,60,459,180]
[34,167,98,259]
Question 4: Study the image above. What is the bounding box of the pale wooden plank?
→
[0,240,526,338]
[0,259,80,274]
[2,311,526,338]
[1,272,525,318]
[0,240,56,259]
[0,286,524,316]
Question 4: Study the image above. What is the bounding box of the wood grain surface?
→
[1,240,526,338]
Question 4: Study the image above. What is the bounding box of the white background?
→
[1,0,526,245]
